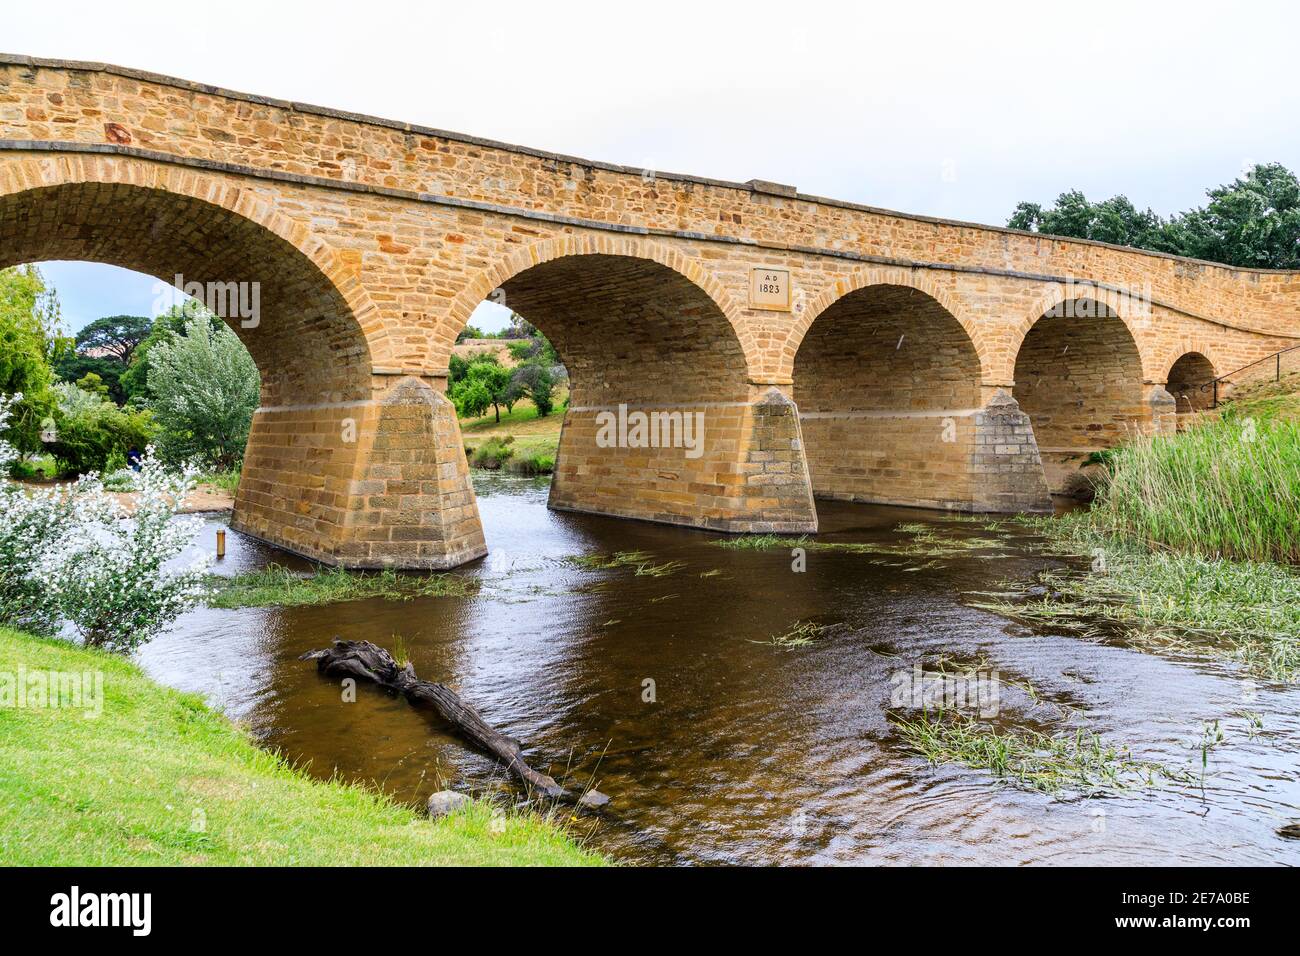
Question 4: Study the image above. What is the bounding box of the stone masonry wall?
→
[2,58,1299,565]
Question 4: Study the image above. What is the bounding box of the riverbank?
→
[986,398,1300,681]
[0,627,604,866]
[461,395,563,473]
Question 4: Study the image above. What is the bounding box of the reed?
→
[1084,412,1300,564]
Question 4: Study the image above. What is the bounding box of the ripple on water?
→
[133,484,1300,865]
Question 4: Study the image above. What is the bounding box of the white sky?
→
[8,0,1300,332]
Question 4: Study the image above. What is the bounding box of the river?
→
[137,473,1300,865]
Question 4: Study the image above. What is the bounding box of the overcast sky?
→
[8,0,1300,332]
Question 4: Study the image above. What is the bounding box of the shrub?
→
[101,468,137,492]
[147,312,259,471]
[29,453,211,651]
[46,382,154,477]
[0,396,71,634]
[471,436,515,469]
[0,394,210,650]
[7,457,55,481]
[517,453,555,475]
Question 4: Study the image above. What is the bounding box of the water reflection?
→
[137,473,1300,865]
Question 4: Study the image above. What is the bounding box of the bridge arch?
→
[441,235,753,381]
[0,153,406,565]
[787,267,996,383]
[1011,294,1149,495]
[0,154,384,403]
[442,236,813,533]
[1165,350,1219,417]
[791,276,989,510]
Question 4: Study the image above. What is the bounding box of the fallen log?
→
[300,639,608,808]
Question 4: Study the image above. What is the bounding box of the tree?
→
[74,314,151,364]
[45,382,154,476]
[1008,190,1169,250]
[507,329,561,367]
[120,302,226,405]
[455,324,486,343]
[1006,163,1300,268]
[503,312,538,339]
[511,361,554,417]
[146,312,260,470]
[75,371,110,398]
[54,353,126,403]
[0,265,63,455]
[449,356,517,422]
[1169,163,1300,269]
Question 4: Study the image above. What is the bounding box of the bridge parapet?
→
[3,55,1298,566]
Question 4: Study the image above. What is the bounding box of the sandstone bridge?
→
[3,55,1298,569]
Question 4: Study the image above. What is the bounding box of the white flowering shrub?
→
[0,394,211,651]
[0,394,73,634]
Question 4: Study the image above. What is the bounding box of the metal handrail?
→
[1166,344,1300,409]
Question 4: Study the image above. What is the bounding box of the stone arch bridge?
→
[3,55,1298,568]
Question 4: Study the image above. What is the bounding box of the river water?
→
[138,473,1300,865]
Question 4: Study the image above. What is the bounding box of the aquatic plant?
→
[208,565,478,609]
[890,708,1190,794]
[1083,412,1300,564]
[981,521,1300,682]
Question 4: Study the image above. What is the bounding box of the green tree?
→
[54,353,126,403]
[1168,163,1300,269]
[511,361,554,417]
[1008,190,1170,249]
[74,314,151,364]
[1007,163,1300,268]
[45,381,155,476]
[120,302,224,405]
[0,265,63,455]
[146,312,260,470]
[75,371,110,398]
[449,357,516,421]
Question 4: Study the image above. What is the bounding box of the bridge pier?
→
[970,387,1054,513]
[233,376,487,569]
[549,384,818,534]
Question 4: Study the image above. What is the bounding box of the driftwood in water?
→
[300,639,608,808]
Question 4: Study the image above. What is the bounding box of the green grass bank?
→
[0,627,605,866]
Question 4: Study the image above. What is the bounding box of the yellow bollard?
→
[216,529,227,559]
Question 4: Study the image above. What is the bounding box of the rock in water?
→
[427,790,471,818]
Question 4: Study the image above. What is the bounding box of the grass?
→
[751,620,838,649]
[890,708,1190,794]
[470,436,516,469]
[715,527,1012,564]
[196,469,241,494]
[964,394,1300,682]
[567,550,686,577]
[1083,411,1300,564]
[975,521,1300,682]
[207,565,479,609]
[0,627,604,865]
[461,392,565,472]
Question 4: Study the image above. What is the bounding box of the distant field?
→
[460,390,566,462]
